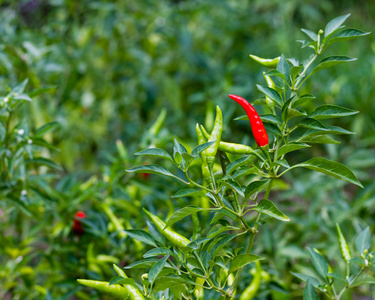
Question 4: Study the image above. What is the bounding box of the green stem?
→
[228,212,262,296]
[184,171,214,193]
[295,54,318,89]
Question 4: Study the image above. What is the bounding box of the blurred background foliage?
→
[0,0,375,299]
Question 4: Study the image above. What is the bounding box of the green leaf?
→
[211,234,238,259]
[253,199,290,221]
[124,258,160,269]
[245,179,271,198]
[293,94,316,108]
[171,189,204,199]
[165,206,205,229]
[14,94,32,101]
[327,29,371,46]
[125,165,187,183]
[191,141,215,157]
[291,157,363,187]
[152,275,189,293]
[304,280,319,300]
[311,56,357,76]
[25,157,62,171]
[109,276,136,287]
[149,255,169,285]
[336,223,352,262]
[298,118,329,131]
[324,13,351,38]
[222,178,244,197]
[263,123,283,137]
[256,85,282,107]
[29,86,56,98]
[229,254,263,274]
[35,122,60,137]
[307,248,329,279]
[301,28,318,41]
[226,156,252,174]
[298,134,341,144]
[135,148,174,162]
[263,69,286,81]
[143,248,174,258]
[276,143,310,159]
[310,104,358,119]
[277,54,291,85]
[260,114,282,126]
[290,272,320,287]
[124,229,157,247]
[356,227,370,255]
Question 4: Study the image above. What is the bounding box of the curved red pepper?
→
[228,94,269,147]
[73,211,86,235]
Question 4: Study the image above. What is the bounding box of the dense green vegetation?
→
[1,1,375,299]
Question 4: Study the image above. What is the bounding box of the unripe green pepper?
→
[204,105,223,169]
[336,223,351,262]
[263,72,276,113]
[239,261,262,300]
[200,125,254,155]
[143,208,191,248]
[250,54,280,68]
[196,124,213,184]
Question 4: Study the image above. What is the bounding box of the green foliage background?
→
[1,0,375,299]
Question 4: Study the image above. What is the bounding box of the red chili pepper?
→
[228,94,269,147]
[73,211,86,235]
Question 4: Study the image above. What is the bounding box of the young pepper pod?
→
[228,94,269,148]
[143,208,191,248]
[200,125,254,155]
[239,261,262,300]
[250,54,280,68]
[196,124,213,184]
[204,105,223,169]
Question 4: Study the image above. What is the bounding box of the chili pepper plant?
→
[78,14,373,299]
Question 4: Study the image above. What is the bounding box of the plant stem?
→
[227,212,262,296]
[184,171,213,193]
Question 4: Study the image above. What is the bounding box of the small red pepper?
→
[73,211,86,235]
[228,94,269,147]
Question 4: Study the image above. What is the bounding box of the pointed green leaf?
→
[307,248,329,279]
[324,13,351,38]
[263,123,283,137]
[222,178,244,197]
[245,179,271,198]
[135,148,173,162]
[290,272,320,287]
[292,157,362,187]
[253,199,290,221]
[171,189,204,199]
[277,54,291,84]
[256,84,283,106]
[304,280,319,300]
[310,104,358,119]
[276,143,310,159]
[229,254,264,274]
[301,28,318,41]
[125,165,187,183]
[191,141,215,157]
[293,94,316,108]
[165,206,205,229]
[298,118,329,131]
[311,56,357,76]
[149,255,169,285]
[144,248,174,258]
[124,229,157,247]
[327,29,371,46]
[356,227,370,255]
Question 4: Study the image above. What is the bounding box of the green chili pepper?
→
[77,279,143,300]
[249,54,280,68]
[143,208,191,248]
[200,125,254,155]
[239,261,262,300]
[263,72,276,113]
[196,124,213,184]
[336,223,351,263]
[204,105,223,169]
[78,265,145,300]
[149,108,167,136]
